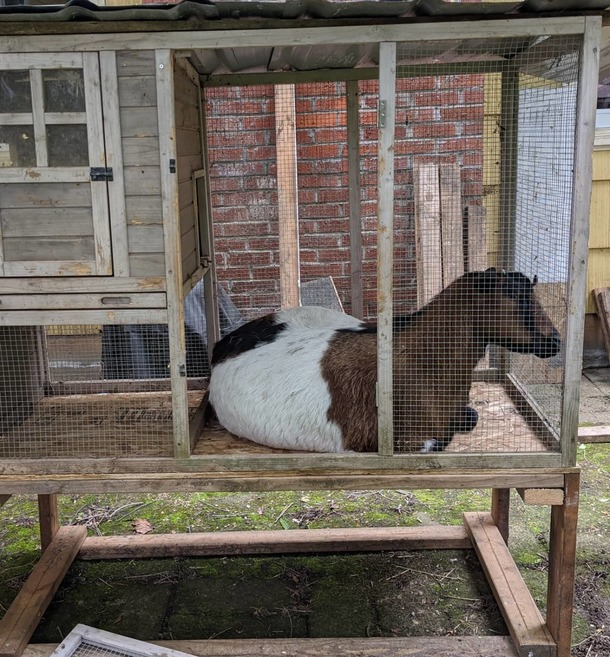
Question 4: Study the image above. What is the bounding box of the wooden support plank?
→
[346,79,363,319]
[414,161,442,307]
[463,512,556,657]
[439,164,464,286]
[546,472,580,657]
[578,425,610,443]
[274,84,300,309]
[466,205,487,272]
[516,488,564,506]
[0,495,11,508]
[491,488,510,544]
[37,495,59,553]
[79,525,471,561]
[593,288,610,362]
[0,525,87,657]
[24,636,521,657]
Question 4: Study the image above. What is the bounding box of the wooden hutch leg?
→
[546,471,580,657]
[491,488,510,543]
[37,494,59,553]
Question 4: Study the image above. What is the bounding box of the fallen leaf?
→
[132,518,153,534]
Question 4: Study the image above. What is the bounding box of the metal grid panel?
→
[0,324,202,459]
[391,34,579,453]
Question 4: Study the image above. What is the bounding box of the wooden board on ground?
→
[22,636,520,657]
[0,526,87,657]
[463,512,555,657]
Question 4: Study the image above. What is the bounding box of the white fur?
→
[209,306,364,452]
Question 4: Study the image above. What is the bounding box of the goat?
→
[208,269,561,453]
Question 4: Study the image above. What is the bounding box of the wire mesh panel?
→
[390,35,580,454]
[0,323,204,459]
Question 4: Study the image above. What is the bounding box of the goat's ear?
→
[474,268,501,294]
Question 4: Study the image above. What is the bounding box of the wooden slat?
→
[275,84,300,309]
[24,636,521,657]
[29,69,47,168]
[466,205,488,272]
[0,309,167,326]
[491,488,510,544]
[0,293,166,310]
[414,161,442,307]
[0,209,94,238]
[346,79,363,319]
[79,525,471,561]
[463,512,555,657]
[100,50,130,278]
[83,52,113,276]
[0,277,165,294]
[439,164,464,286]
[0,525,87,657]
[578,425,610,443]
[37,495,59,552]
[516,488,564,506]
[593,287,610,362]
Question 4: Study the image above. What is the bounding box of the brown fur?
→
[321,270,559,452]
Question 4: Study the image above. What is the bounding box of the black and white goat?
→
[208,269,561,453]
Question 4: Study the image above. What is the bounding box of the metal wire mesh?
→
[391,35,579,452]
[0,324,191,459]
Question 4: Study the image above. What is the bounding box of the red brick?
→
[414,91,460,107]
[440,137,482,152]
[249,236,280,250]
[412,123,457,139]
[218,222,272,237]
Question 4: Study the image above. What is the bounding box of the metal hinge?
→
[90,167,113,182]
[377,101,387,128]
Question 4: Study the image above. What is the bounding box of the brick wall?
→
[204,75,484,320]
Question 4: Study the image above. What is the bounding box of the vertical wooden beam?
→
[346,79,363,320]
[275,84,300,310]
[466,205,488,272]
[546,471,580,657]
[439,164,464,287]
[560,16,601,468]
[29,69,48,167]
[100,51,130,278]
[376,42,396,457]
[37,494,59,553]
[197,88,222,352]
[414,162,442,307]
[498,67,519,273]
[491,488,510,544]
[156,49,190,459]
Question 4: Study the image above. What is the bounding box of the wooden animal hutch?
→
[0,2,604,656]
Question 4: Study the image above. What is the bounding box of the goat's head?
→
[469,268,561,359]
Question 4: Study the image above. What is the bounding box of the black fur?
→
[211,314,287,366]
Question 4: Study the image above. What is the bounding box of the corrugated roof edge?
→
[0,0,608,23]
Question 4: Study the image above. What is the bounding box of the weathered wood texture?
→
[78,525,471,560]
[174,56,203,286]
[463,512,556,657]
[516,488,564,506]
[23,636,520,657]
[37,494,59,552]
[0,526,86,657]
[593,287,610,361]
[117,50,165,276]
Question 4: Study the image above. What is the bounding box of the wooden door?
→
[0,53,112,276]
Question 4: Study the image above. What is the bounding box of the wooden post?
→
[37,494,59,552]
[546,471,580,657]
[491,488,510,544]
[376,42,396,457]
[560,15,601,468]
[274,84,300,309]
[346,79,363,320]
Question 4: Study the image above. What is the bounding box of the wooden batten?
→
[79,525,471,560]
[516,488,565,506]
[0,526,87,657]
[578,425,610,443]
[37,495,59,552]
[463,512,556,657]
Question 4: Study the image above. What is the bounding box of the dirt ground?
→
[1,371,610,656]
